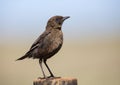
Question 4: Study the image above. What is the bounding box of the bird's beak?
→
[62,16,70,21]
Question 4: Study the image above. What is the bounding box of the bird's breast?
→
[48,31,63,53]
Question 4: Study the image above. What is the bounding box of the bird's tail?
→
[16,49,33,61]
[16,55,27,61]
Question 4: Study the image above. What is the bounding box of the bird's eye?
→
[56,18,60,22]
[56,18,62,25]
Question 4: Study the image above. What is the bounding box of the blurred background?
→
[0,0,120,85]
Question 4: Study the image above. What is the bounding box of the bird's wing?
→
[29,30,51,51]
[20,30,51,59]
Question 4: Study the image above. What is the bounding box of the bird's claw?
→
[38,76,61,79]
[38,77,46,79]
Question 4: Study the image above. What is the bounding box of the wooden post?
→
[33,77,77,85]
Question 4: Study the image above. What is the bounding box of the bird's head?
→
[46,16,70,30]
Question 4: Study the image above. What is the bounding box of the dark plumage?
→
[16,15,70,78]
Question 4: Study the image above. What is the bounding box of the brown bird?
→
[16,15,70,78]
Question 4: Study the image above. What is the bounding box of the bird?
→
[16,15,70,78]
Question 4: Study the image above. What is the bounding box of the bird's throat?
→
[56,26,61,30]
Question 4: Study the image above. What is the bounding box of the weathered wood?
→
[33,77,77,85]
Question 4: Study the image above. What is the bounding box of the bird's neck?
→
[46,26,61,30]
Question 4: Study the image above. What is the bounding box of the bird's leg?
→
[43,59,54,78]
[39,59,46,79]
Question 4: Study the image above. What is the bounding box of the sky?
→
[0,0,120,42]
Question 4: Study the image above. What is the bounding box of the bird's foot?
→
[38,76,61,79]
[47,75,61,79]
[38,77,46,79]
[38,75,48,79]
